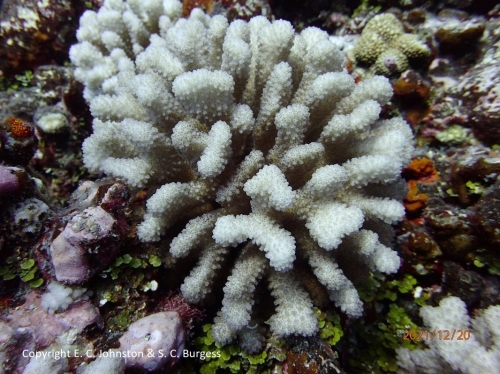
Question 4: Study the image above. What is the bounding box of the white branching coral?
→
[70,0,413,349]
[41,281,90,314]
[397,297,500,374]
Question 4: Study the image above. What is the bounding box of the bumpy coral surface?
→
[354,13,430,75]
[70,0,413,349]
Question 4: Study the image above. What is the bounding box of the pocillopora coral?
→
[70,0,413,351]
[354,13,430,76]
[397,296,500,374]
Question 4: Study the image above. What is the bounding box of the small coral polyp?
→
[70,0,413,350]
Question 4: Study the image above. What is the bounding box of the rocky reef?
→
[1,0,500,373]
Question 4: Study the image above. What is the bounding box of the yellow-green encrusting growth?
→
[354,13,430,76]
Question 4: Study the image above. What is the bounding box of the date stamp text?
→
[403,330,471,341]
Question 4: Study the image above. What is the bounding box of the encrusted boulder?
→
[49,181,129,284]
[119,312,185,372]
[5,291,101,349]
[0,165,26,195]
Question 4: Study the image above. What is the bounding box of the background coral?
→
[353,13,430,75]
[397,296,500,374]
[70,0,413,350]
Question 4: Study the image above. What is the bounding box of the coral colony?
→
[353,13,430,76]
[70,0,413,352]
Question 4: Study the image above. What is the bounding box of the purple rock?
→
[0,320,35,373]
[50,206,120,284]
[0,165,23,195]
[65,206,116,243]
[50,233,90,284]
[119,312,185,372]
[5,291,101,349]
[70,180,101,210]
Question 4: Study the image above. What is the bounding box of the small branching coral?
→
[70,0,413,351]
